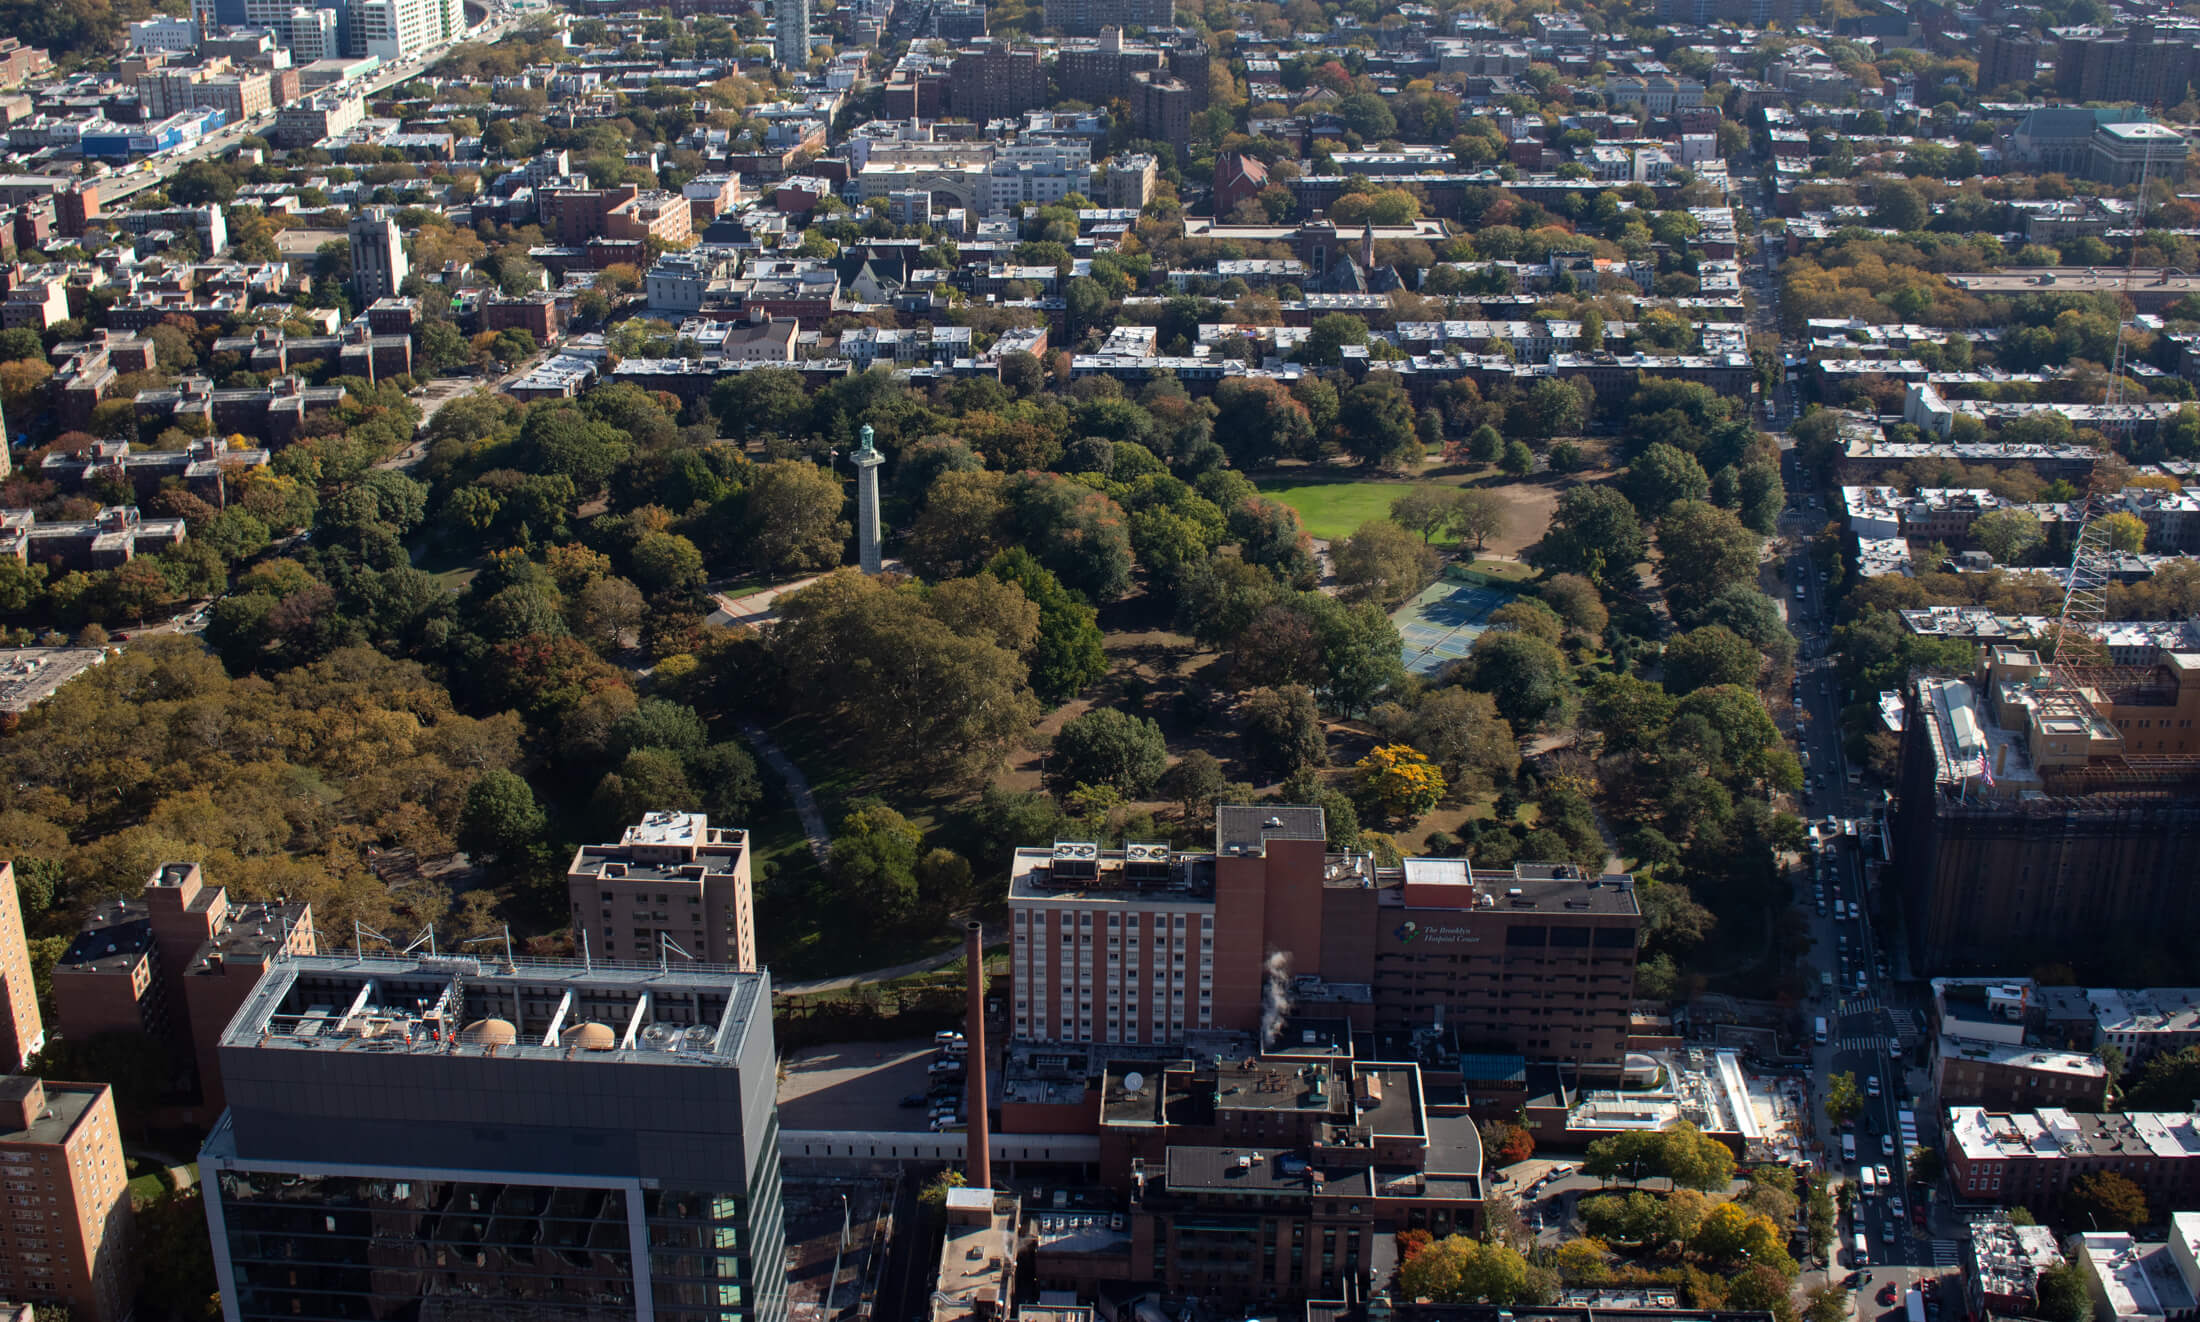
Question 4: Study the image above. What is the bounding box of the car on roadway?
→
[1867,1074,1882,1096]
[1875,1164,1891,1187]
[1879,1284,1899,1306]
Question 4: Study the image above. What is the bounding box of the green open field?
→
[1256,478,1419,541]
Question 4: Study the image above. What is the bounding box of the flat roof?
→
[56,902,153,974]
[0,1081,104,1148]
[220,953,767,1068]
[1947,268,2200,296]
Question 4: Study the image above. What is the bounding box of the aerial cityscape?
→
[0,0,2190,1318]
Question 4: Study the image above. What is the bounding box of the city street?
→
[1780,435,1962,1309]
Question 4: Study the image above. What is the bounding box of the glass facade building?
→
[200,954,787,1322]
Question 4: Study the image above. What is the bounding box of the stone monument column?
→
[853,423,884,574]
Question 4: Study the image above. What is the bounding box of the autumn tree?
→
[745,460,849,576]
[1334,520,1439,607]
[1354,744,1447,823]
[2067,1170,2149,1233]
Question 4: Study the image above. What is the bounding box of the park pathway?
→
[740,720,831,863]
[774,942,971,996]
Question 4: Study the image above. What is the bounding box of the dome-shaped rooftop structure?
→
[569,1022,617,1051]
[459,1017,518,1046]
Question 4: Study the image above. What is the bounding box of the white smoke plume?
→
[1260,950,1293,1048]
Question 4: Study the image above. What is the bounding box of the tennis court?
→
[1392,574,1518,675]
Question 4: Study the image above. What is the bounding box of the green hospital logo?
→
[1396,921,1420,943]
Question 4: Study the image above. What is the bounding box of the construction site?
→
[1890,479,2200,975]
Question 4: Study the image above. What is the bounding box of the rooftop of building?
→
[933,1188,1018,1322]
[2073,1231,2198,1319]
[218,952,766,1067]
[1967,1212,2066,1299]
[568,810,748,884]
[1948,268,2200,296]
[0,1078,104,1148]
[1939,1038,2107,1078]
[0,646,104,713]
[1949,1105,2200,1162]
[1165,1144,1320,1194]
[55,899,153,974]
[191,899,311,974]
[2088,987,2200,1036]
[1008,840,1215,903]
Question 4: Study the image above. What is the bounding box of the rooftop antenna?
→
[580,926,592,971]
[462,926,515,971]
[658,932,695,972]
[354,921,388,959]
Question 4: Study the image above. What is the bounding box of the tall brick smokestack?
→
[965,920,991,1189]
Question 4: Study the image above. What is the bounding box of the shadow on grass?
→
[747,714,978,982]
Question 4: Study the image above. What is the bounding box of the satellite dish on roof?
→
[1123,1071,1145,1095]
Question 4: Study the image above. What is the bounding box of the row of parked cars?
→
[902,1032,968,1131]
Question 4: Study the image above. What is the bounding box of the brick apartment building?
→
[483,291,559,343]
[948,42,1048,121]
[565,811,758,968]
[0,861,44,1070]
[1040,0,1172,35]
[0,507,187,572]
[1007,806,1642,1080]
[0,39,52,89]
[1947,1105,2200,1215]
[1894,646,2200,973]
[2054,23,2200,105]
[1030,1054,1483,1310]
[539,182,694,247]
[40,437,267,509]
[133,375,347,446]
[52,862,314,1124]
[0,1078,132,1322]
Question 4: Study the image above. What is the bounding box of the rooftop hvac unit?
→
[1050,841,1100,881]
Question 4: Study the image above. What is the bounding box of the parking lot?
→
[776,1039,951,1132]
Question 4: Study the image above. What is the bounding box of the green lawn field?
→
[1256,478,1420,541]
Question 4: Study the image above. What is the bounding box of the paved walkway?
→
[708,561,908,632]
[775,943,970,996]
[740,720,831,863]
[711,576,826,631]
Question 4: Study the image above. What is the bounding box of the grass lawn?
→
[1461,557,1536,582]
[1256,478,1417,541]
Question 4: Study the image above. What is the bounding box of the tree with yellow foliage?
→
[1354,743,1446,823]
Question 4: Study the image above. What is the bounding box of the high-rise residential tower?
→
[0,861,43,1069]
[0,1077,133,1322]
[775,0,810,70]
[345,207,408,304]
[201,952,788,1322]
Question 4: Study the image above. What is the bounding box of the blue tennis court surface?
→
[1393,578,1517,675]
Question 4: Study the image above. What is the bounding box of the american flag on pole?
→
[1974,754,1994,787]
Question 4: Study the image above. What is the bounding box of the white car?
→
[1875,1165,1891,1188]
[1866,1075,1882,1097]
[1882,1133,1896,1156]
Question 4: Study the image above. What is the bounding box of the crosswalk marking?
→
[1931,1240,1962,1266]
[1840,995,1883,1015]
[1838,1035,1894,1053]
